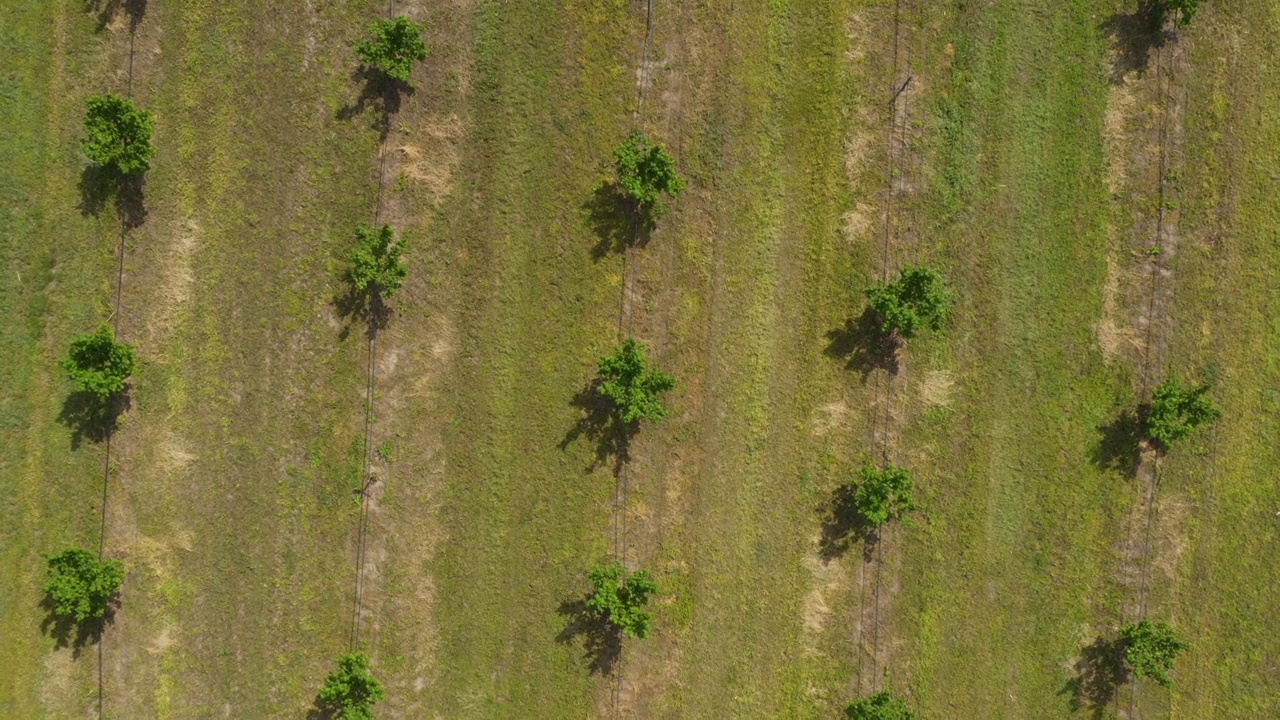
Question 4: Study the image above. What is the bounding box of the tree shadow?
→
[584,183,649,261]
[334,277,391,342]
[824,308,899,381]
[40,595,115,658]
[115,173,147,229]
[83,0,146,31]
[1100,2,1171,84]
[57,391,129,450]
[555,597,621,676]
[78,165,114,219]
[818,482,882,562]
[305,697,336,720]
[78,166,147,228]
[1059,635,1129,718]
[337,67,413,140]
[559,380,634,475]
[1090,406,1147,478]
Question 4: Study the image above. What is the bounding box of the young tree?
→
[318,652,386,720]
[82,94,155,176]
[1147,377,1220,449]
[1120,619,1189,688]
[355,16,428,84]
[1156,0,1202,27]
[845,690,914,720]
[350,224,408,299]
[613,132,686,220]
[597,338,676,425]
[865,267,952,340]
[42,548,125,623]
[587,563,659,639]
[61,327,136,402]
[852,462,917,529]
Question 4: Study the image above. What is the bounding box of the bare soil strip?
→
[1117,25,1190,720]
[98,11,143,719]
[862,0,923,699]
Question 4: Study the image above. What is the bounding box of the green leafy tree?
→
[852,462,917,529]
[614,132,686,220]
[845,690,914,720]
[350,224,408,299]
[1156,0,1202,27]
[587,563,659,639]
[61,327,136,402]
[1120,620,1189,688]
[318,652,386,720]
[43,548,125,623]
[1147,377,1220,449]
[355,16,428,84]
[82,94,155,175]
[865,267,952,340]
[597,338,676,425]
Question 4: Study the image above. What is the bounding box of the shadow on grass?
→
[337,67,413,141]
[1100,3,1172,84]
[824,308,898,381]
[559,380,634,475]
[555,597,621,676]
[584,183,649,261]
[83,0,146,31]
[334,280,392,342]
[305,698,336,720]
[40,596,114,658]
[1091,406,1147,478]
[1059,635,1129,718]
[818,482,881,563]
[58,391,129,450]
[79,166,147,229]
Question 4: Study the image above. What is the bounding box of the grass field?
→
[1,0,1277,717]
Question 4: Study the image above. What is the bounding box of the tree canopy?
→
[853,462,917,529]
[355,16,428,84]
[350,223,408,299]
[1157,0,1202,27]
[318,652,386,720]
[1147,377,1220,449]
[83,94,155,176]
[1120,619,1189,688]
[597,338,676,425]
[845,690,914,720]
[587,563,659,639]
[43,548,125,623]
[613,132,686,220]
[61,327,136,402]
[865,267,952,340]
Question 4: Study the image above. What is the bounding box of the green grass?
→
[2,0,1279,717]
[892,1,1125,715]
[0,1,129,713]
[1161,3,1280,715]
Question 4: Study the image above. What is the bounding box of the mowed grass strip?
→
[887,1,1129,716]
[84,0,387,715]
[0,0,120,707]
[633,0,877,716]
[1157,2,1280,716]
[424,0,639,714]
[0,2,120,715]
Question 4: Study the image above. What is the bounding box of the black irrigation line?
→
[610,0,659,715]
[862,0,918,696]
[615,0,659,566]
[350,0,399,655]
[1127,28,1183,720]
[95,19,140,720]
